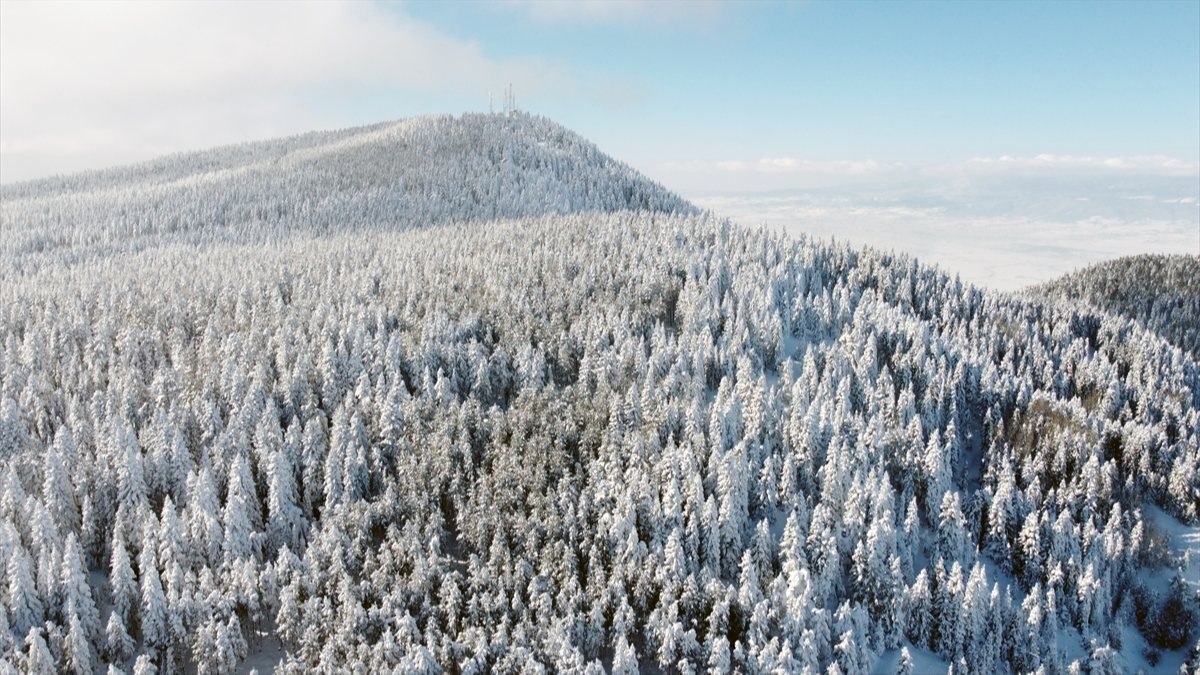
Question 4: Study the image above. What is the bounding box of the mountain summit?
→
[0,113,693,277]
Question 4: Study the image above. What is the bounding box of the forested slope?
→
[0,112,692,279]
[1,115,1198,674]
[1033,254,1200,361]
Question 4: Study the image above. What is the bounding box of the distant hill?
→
[1033,254,1200,360]
[0,112,693,277]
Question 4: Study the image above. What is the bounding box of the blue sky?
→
[2,0,1196,185]
[398,0,1200,176]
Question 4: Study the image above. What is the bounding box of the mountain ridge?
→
[1032,254,1200,360]
[0,112,694,278]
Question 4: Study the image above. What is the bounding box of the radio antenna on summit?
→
[504,83,516,115]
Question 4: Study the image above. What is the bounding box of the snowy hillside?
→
[0,112,693,279]
[1033,254,1200,361]
[1,117,1198,674]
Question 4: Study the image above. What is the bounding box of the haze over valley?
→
[688,168,1199,291]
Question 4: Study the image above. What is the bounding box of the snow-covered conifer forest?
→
[1035,255,1200,362]
[1,113,1198,674]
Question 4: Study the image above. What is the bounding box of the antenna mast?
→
[504,83,515,115]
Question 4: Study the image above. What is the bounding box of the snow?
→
[1109,503,1200,673]
[1055,624,1090,673]
[1143,503,1200,591]
[89,569,112,616]
[241,629,285,674]
[871,643,948,675]
[1115,621,1189,675]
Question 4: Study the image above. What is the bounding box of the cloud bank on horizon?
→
[662,154,1199,189]
[690,168,1199,292]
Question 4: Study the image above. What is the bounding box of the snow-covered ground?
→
[1144,504,1200,591]
[240,629,284,674]
[872,643,948,674]
[1121,504,1200,673]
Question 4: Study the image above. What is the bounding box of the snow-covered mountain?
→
[1033,254,1200,361]
[1,115,1197,674]
[0,112,693,278]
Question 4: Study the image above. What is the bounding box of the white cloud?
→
[712,160,748,172]
[663,157,901,176]
[656,156,906,192]
[0,0,568,182]
[694,191,1198,291]
[656,151,1200,194]
[757,158,896,175]
[965,154,1199,175]
[500,0,725,25]
[664,153,1199,186]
